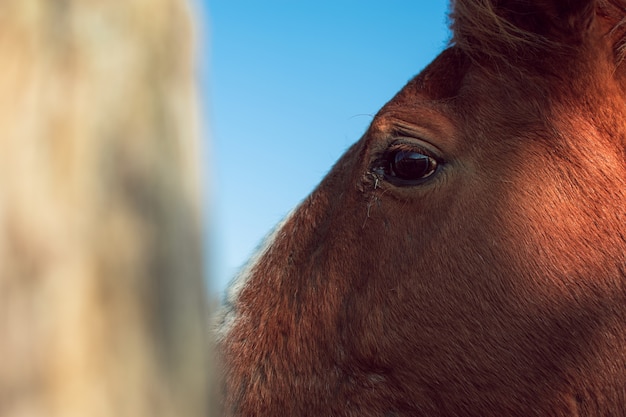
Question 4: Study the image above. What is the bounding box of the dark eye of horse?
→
[372,143,442,187]
[390,150,437,181]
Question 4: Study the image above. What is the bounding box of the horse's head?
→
[218,1,626,415]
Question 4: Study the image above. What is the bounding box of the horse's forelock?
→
[450,0,626,67]
[450,0,565,62]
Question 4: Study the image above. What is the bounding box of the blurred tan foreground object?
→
[0,1,209,417]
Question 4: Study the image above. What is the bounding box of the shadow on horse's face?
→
[219,1,626,416]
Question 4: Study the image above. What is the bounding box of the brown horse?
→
[217,0,626,415]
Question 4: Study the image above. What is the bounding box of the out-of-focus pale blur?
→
[0,1,210,416]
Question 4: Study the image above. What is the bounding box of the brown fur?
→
[218,1,626,416]
[452,0,626,66]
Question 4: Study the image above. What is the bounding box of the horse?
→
[217,0,626,415]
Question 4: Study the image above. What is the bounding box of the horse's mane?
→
[450,0,626,65]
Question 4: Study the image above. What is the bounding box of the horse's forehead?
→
[396,48,544,110]
[394,48,471,104]
[373,48,468,137]
[383,46,558,145]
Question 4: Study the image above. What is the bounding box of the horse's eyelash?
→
[386,141,438,160]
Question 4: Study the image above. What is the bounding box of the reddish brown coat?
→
[218,1,626,416]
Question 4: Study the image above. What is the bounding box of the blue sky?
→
[198,1,451,296]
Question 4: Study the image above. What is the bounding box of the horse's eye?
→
[372,143,442,187]
[389,150,437,182]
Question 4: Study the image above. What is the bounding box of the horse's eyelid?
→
[386,141,442,162]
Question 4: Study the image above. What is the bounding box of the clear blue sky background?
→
[198,1,451,297]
